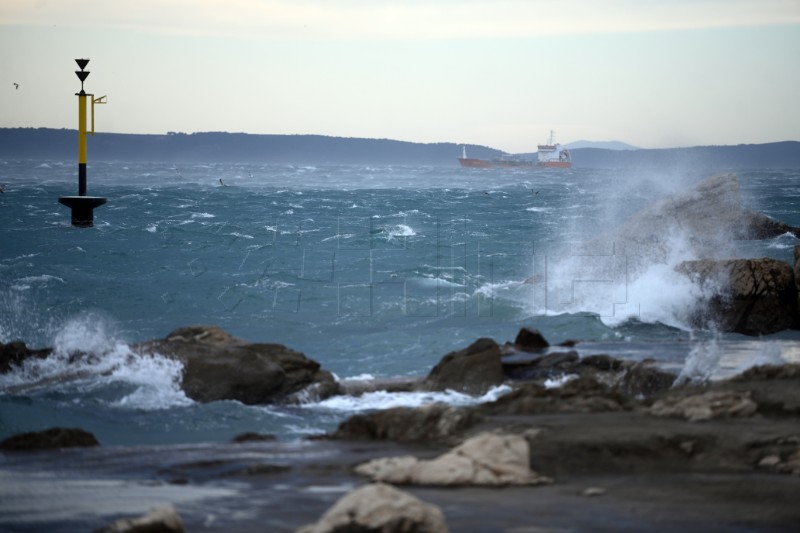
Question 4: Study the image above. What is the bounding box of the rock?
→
[589,174,800,262]
[649,390,758,421]
[0,427,99,450]
[296,482,448,533]
[618,361,677,397]
[419,338,505,395]
[137,325,339,405]
[676,258,798,335]
[0,340,52,373]
[333,403,481,444]
[503,350,579,381]
[481,377,630,416]
[94,505,184,533]
[354,432,552,487]
[513,327,549,351]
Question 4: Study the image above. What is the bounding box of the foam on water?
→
[306,384,511,412]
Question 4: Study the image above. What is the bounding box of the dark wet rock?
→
[676,257,798,335]
[513,327,549,352]
[502,350,579,380]
[333,404,482,444]
[0,427,99,450]
[419,338,504,395]
[579,354,624,372]
[94,505,184,533]
[231,432,276,443]
[0,340,52,373]
[480,377,631,416]
[296,482,449,533]
[137,325,340,405]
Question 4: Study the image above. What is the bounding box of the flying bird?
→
[0,184,6,193]
[13,83,19,90]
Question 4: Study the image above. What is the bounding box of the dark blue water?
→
[1,160,799,445]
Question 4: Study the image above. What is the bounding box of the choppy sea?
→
[0,159,799,530]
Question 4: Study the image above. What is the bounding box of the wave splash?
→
[0,313,191,410]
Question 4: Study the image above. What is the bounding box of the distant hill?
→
[0,128,798,169]
[569,142,800,170]
[565,140,639,151]
[0,128,500,166]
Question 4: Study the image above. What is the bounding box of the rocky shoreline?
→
[2,324,800,532]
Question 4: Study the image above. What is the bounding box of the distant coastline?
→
[1,127,799,169]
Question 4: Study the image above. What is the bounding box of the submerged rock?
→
[354,432,552,486]
[137,325,340,405]
[0,427,99,450]
[676,257,798,335]
[296,482,448,533]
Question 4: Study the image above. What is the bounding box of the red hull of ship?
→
[540,161,572,168]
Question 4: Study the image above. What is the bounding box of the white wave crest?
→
[305,384,511,412]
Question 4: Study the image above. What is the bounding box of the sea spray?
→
[675,334,723,386]
[0,312,191,410]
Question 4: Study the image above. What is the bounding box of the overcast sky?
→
[1,0,799,152]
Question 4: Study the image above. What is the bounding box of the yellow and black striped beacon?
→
[58,58,107,227]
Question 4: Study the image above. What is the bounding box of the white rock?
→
[354,432,552,486]
[296,482,448,533]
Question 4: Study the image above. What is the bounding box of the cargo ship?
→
[458,131,572,169]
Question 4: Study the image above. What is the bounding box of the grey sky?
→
[1,0,799,151]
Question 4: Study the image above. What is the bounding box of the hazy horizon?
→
[2,1,799,153]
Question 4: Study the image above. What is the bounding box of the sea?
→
[1,159,799,530]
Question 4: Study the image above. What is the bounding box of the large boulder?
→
[296,482,448,533]
[419,338,505,395]
[589,174,800,262]
[676,258,798,335]
[0,427,99,450]
[354,432,552,486]
[137,326,339,404]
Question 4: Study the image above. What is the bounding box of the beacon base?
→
[58,196,107,227]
